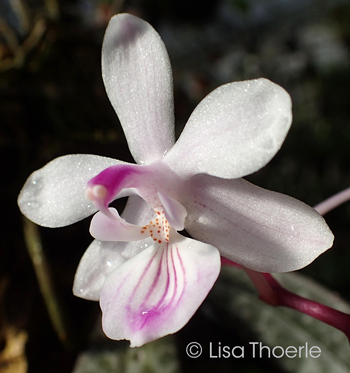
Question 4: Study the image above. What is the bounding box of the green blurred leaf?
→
[73,327,180,373]
[207,266,350,373]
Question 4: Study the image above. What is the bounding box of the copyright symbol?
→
[186,342,202,358]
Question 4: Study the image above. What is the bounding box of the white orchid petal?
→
[184,174,334,273]
[90,208,148,242]
[18,154,126,228]
[73,240,129,301]
[73,238,154,301]
[157,192,187,230]
[102,13,175,164]
[100,231,220,347]
[73,195,155,300]
[164,78,292,179]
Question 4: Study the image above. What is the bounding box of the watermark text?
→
[185,341,321,359]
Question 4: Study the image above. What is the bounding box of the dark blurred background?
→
[1,0,350,372]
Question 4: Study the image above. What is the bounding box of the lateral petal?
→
[18,154,125,228]
[73,239,131,301]
[102,13,175,164]
[183,174,334,273]
[100,231,220,347]
[164,78,292,179]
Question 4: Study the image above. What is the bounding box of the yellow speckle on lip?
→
[139,208,170,244]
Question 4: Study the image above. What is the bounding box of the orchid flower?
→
[17,13,334,347]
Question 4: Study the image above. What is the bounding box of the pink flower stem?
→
[221,258,350,341]
[314,186,350,215]
[262,272,350,340]
[244,268,279,306]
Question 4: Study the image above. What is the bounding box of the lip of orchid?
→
[85,163,153,220]
[86,160,184,212]
[86,163,140,203]
[86,160,189,244]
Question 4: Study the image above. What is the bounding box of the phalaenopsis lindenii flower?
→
[18,13,334,347]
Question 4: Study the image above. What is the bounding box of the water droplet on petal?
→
[31,177,44,192]
[27,200,40,209]
[25,176,44,199]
